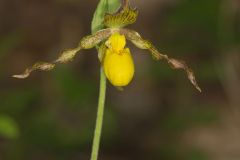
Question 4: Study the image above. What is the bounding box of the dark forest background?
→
[0,0,240,159]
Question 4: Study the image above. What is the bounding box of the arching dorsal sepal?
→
[104,0,138,28]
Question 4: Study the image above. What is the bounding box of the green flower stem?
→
[90,67,107,160]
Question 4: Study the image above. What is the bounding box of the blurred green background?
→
[1,0,240,159]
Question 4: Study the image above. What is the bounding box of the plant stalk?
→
[90,67,107,160]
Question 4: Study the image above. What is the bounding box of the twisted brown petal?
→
[12,62,55,79]
[13,29,112,79]
[120,28,202,92]
[54,47,81,63]
[167,58,202,92]
[12,47,82,79]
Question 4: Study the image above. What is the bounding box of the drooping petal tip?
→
[12,73,30,79]
[12,62,55,79]
[167,58,202,92]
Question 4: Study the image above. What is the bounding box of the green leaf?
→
[0,115,19,139]
[91,0,120,33]
[107,0,121,14]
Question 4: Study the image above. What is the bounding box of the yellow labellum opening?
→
[103,33,134,87]
[106,32,126,53]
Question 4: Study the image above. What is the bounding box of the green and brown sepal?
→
[104,0,138,28]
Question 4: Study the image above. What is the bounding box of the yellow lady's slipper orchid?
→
[12,2,202,160]
[103,33,134,87]
[13,0,201,92]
